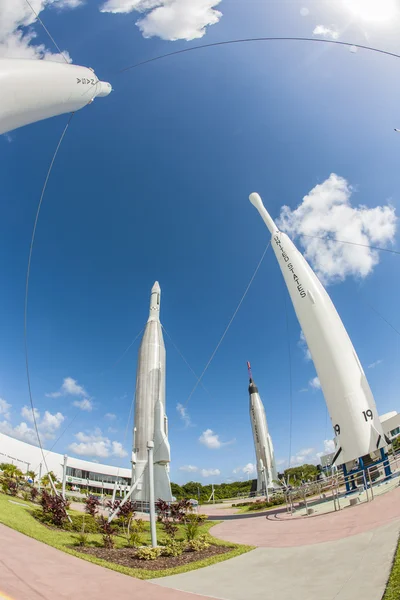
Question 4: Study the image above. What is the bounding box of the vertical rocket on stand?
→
[249,192,389,467]
[248,362,278,493]
[131,282,172,502]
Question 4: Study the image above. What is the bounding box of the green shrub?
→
[126,518,146,548]
[74,517,89,547]
[22,491,30,501]
[136,546,161,561]
[66,514,99,533]
[184,512,208,541]
[161,539,185,557]
[187,534,210,552]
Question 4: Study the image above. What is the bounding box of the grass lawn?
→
[0,492,253,579]
[383,537,400,600]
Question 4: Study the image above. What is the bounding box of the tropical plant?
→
[187,534,210,552]
[84,496,100,517]
[30,487,39,502]
[74,517,88,547]
[41,471,59,488]
[26,470,36,483]
[136,546,161,561]
[125,517,145,548]
[97,516,116,549]
[0,463,23,479]
[40,490,68,527]
[68,514,99,534]
[3,478,18,496]
[184,512,205,541]
[156,498,191,539]
[161,538,185,557]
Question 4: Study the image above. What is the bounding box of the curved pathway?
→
[0,524,211,600]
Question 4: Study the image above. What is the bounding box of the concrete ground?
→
[154,522,399,600]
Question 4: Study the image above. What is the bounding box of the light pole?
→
[147,441,157,548]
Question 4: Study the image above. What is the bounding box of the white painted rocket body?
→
[249,193,388,466]
[248,362,278,492]
[0,58,111,135]
[132,282,172,502]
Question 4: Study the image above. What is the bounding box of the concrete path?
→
[211,485,400,546]
[154,521,399,600]
[0,524,211,600]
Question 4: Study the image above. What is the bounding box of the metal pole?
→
[147,441,157,548]
[368,467,374,500]
[62,454,68,500]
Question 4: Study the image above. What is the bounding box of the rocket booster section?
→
[249,193,387,465]
[132,282,172,502]
[248,362,278,492]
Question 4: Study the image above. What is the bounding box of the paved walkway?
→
[211,485,400,546]
[154,522,399,600]
[0,525,210,600]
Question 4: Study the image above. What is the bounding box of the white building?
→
[0,433,131,494]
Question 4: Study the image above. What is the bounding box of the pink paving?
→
[0,524,211,600]
[211,486,400,547]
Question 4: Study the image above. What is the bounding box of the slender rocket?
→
[0,58,111,135]
[132,282,172,502]
[248,362,278,492]
[249,192,388,466]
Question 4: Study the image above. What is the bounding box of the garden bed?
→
[77,544,230,570]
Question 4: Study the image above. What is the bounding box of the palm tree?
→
[41,471,59,488]
[0,463,23,479]
[27,470,36,483]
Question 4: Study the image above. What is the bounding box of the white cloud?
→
[200,468,220,478]
[108,427,118,434]
[179,465,199,472]
[105,412,117,420]
[0,420,39,445]
[111,441,128,458]
[176,403,192,427]
[199,428,236,449]
[278,174,397,285]
[73,398,93,412]
[368,359,383,369]
[0,398,11,420]
[298,331,312,361]
[68,428,127,459]
[299,388,309,393]
[290,447,315,466]
[47,376,88,398]
[100,0,222,41]
[309,376,321,390]
[323,439,335,454]
[300,7,309,17]
[243,463,255,475]
[0,0,75,62]
[313,24,339,39]
[21,405,40,423]
[234,463,256,475]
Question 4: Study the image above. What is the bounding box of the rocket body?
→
[248,366,278,491]
[249,193,387,465]
[132,282,172,502]
[0,58,111,135]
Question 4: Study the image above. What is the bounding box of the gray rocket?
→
[248,362,278,493]
[132,282,172,502]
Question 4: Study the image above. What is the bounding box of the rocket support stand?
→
[147,442,157,548]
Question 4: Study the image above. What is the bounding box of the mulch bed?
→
[77,544,231,570]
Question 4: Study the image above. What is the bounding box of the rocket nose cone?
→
[249,192,264,210]
[152,281,161,293]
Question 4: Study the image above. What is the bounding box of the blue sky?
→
[1,0,400,484]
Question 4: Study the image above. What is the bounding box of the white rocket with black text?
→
[131,282,172,502]
[249,192,389,466]
[248,362,278,493]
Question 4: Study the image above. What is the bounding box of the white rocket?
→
[249,192,389,466]
[0,58,111,135]
[248,362,278,492]
[132,282,172,502]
